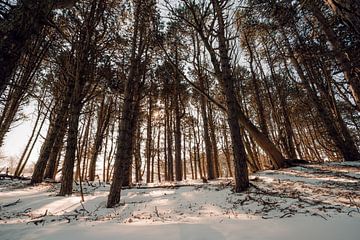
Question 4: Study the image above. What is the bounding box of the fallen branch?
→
[44,179,60,184]
[122,183,206,190]
[311,212,327,220]
[79,202,89,214]
[27,210,48,226]
[2,199,21,208]
[0,174,30,181]
[298,197,324,206]
[154,206,160,217]
[280,212,294,218]
[347,195,360,212]
[31,209,48,220]
[249,182,279,196]
[348,209,360,216]
[27,219,45,226]
[22,207,32,213]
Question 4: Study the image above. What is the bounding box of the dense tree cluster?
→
[0,0,359,207]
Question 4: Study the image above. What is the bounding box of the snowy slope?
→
[0,162,359,240]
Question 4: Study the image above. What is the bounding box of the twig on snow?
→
[2,199,21,208]
[311,212,327,220]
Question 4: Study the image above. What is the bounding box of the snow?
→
[1,162,359,240]
[2,217,360,240]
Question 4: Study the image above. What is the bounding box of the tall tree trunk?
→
[106,79,141,206]
[182,129,187,180]
[194,112,203,179]
[123,99,141,188]
[59,0,105,193]
[157,125,162,182]
[173,45,183,181]
[174,93,182,181]
[282,28,360,162]
[107,0,150,206]
[193,6,285,170]
[31,88,71,184]
[134,120,142,183]
[0,41,46,148]
[243,32,269,137]
[209,0,249,191]
[188,129,194,179]
[208,105,220,177]
[198,75,215,180]
[151,128,156,183]
[222,126,233,178]
[146,95,153,183]
[14,104,43,176]
[78,111,92,181]
[166,99,174,181]
[43,126,66,180]
[106,121,115,183]
[59,97,83,195]
[102,125,110,182]
[193,134,198,179]
[163,108,168,181]
[311,5,360,110]
[88,97,112,181]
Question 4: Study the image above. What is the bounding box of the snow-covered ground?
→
[0,162,359,240]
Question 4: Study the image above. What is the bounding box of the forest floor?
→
[0,162,359,240]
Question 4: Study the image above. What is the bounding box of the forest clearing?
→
[1,0,360,239]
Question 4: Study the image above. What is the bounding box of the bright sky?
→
[1,103,46,168]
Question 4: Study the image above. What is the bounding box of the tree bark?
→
[59,98,82,195]
[106,78,141,206]
[31,89,71,184]
[107,0,152,207]
[43,126,66,180]
[209,0,250,191]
